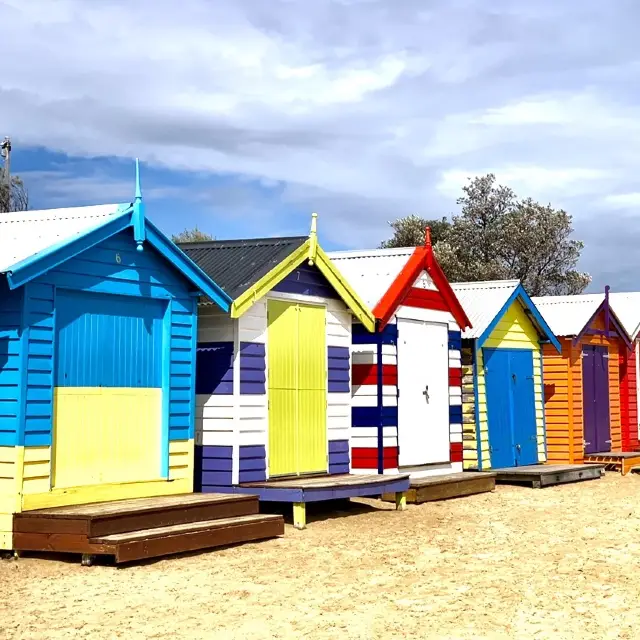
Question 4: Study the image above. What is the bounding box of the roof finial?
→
[132,158,146,252]
[308,212,318,266]
[424,226,432,248]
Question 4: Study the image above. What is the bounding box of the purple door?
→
[582,345,611,454]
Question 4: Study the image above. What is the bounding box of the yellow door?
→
[267,300,299,477]
[297,303,327,474]
[267,300,327,476]
[53,388,162,488]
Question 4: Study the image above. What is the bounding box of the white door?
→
[397,318,450,467]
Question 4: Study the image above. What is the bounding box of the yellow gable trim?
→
[314,247,375,332]
[230,241,376,332]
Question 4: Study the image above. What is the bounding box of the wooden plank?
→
[241,473,410,490]
[18,493,256,518]
[13,532,116,555]
[381,473,496,503]
[92,515,283,543]
[88,497,259,537]
[13,516,89,536]
[112,517,285,564]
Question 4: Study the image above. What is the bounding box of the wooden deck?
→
[583,452,640,475]
[12,493,284,565]
[381,472,496,504]
[202,473,411,529]
[491,464,605,488]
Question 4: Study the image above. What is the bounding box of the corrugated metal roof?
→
[607,292,640,339]
[450,280,520,339]
[0,203,128,273]
[326,247,414,309]
[533,291,640,339]
[532,294,603,337]
[179,236,307,301]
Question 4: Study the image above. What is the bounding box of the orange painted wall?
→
[542,310,622,464]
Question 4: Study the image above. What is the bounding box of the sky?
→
[1,0,640,292]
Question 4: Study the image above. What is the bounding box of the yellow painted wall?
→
[461,346,478,469]
[0,439,195,547]
[468,300,546,470]
[52,387,162,488]
[0,446,20,550]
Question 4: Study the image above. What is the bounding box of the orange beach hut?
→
[534,288,640,474]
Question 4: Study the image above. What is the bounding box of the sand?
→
[2,473,640,639]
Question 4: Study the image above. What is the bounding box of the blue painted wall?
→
[10,229,200,447]
[55,290,165,387]
[0,282,23,446]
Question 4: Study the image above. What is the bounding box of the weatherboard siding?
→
[469,300,546,470]
[194,287,354,487]
[620,343,638,451]
[0,284,23,447]
[350,276,464,475]
[542,311,623,464]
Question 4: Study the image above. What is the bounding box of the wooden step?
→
[381,472,496,504]
[13,514,285,564]
[14,493,259,537]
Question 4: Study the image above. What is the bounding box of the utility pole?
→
[0,137,10,186]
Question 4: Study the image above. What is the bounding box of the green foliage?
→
[379,215,450,248]
[380,174,590,295]
[0,176,28,212]
[171,226,214,243]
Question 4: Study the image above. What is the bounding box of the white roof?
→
[533,291,640,339]
[327,247,414,309]
[450,280,520,339]
[607,292,640,339]
[0,204,127,273]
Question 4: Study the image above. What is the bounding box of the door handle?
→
[515,444,521,452]
[422,385,429,403]
[512,373,517,383]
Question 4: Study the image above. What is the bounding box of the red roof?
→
[372,245,471,331]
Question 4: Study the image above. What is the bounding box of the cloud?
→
[2,0,640,289]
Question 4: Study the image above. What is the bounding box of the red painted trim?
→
[372,246,472,331]
[373,248,426,328]
[352,447,398,469]
[403,287,450,312]
[449,442,463,463]
[449,367,462,387]
[352,363,398,386]
[620,344,639,451]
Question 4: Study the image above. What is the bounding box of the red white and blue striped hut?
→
[328,234,471,477]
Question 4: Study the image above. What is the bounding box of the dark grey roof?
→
[178,236,308,301]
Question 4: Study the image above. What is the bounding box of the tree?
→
[380,174,590,295]
[379,215,450,248]
[0,175,28,212]
[172,226,214,243]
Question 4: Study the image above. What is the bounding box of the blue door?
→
[53,290,166,488]
[484,349,538,468]
[484,350,514,468]
[510,350,538,465]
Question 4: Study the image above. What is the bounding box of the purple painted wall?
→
[328,440,350,474]
[195,342,233,395]
[240,342,266,394]
[328,346,350,393]
[273,262,339,299]
[196,444,267,490]
[195,445,233,489]
[239,445,267,482]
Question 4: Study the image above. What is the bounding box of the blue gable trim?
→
[477,284,561,353]
[3,209,231,313]
[145,220,231,312]
[5,209,132,290]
